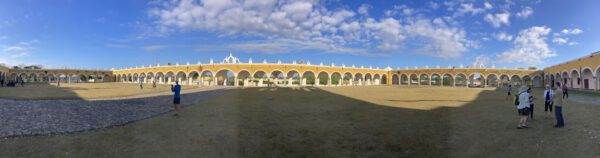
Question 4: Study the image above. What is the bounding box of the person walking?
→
[543,84,554,119]
[554,82,566,128]
[171,81,182,117]
[562,83,568,99]
[506,84,513,100]
[140,81,144,89]
[152,80,156,88]
[516,86,531,129]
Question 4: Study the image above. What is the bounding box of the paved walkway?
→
[0,88,224,138]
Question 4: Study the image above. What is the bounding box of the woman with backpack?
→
[516,86,531,129]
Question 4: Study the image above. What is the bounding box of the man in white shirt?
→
[517,86,531,129]
[543,84,554,118]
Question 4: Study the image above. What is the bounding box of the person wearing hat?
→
[516,85,531,129]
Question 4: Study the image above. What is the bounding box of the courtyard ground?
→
[0,85,599,157]
[0,83,197,100]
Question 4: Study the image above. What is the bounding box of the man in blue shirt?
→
[171,81,182,117]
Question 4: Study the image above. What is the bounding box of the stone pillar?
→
[212,77,217,86]
[288,78,293,86]
[234,76,239,87]
[67,76,71,83]
[338,79,342,86]
[315,78,320,86]
[428,79,432,86]
[327,78,332,86]
[453,79,456,87]
[483,79,487,88]
[358,79,362,86]
[258,79,264,87]
[301,78,306,86]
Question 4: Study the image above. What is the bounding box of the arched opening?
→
[156,72,165,84]
[409,74,418,85]
[532,76,542,88]
[165,71,175,84]
[286,70,300,86]
[343,72,353,86]
[364,73,372,85]
[392,74,399,85]
[187,71,199,86]
[354,73,363,85]
[571,70,580,89]
[71,74,79,83]
[175,71,187,85]
[431,74,441,86]
[373,74,381,85]
[487,74,499,87]
[455,74,467,87]
[237,70,251,86]
[582,68,593,89]
[419,74,429,85]
[596,66,600,90]
[331,72,342,86]
[500,74,510,86]
[200,70,214,86]
[510,75,521,87]
[381,74,388,85]
[215,69,235,86]
[561,72,569,88]
[146,72,155,84]
[522,75,532,87]
[468,73,484,88]
[302,71,316,86]
[253,70,267,87]
[442,74,453,86]
[270,70,285,86]
[400,74,409,85]
[317,71,330,86]
[139,73,146,83]
[132,73,139,83]
[58,74,67,83]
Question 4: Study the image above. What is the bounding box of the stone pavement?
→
[0,89,223,138]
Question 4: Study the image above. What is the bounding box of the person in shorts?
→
[516,86,531,129]
[171,81,182,117]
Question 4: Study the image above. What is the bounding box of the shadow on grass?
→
[0,86,599,158]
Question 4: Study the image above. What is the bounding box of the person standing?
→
[506,84,513,100]
[543,84,554,119]
[554,82,566,128]
[171,81,182,117]
[140,81,144,89]
[152,80,156,88]
[516,86,531,129]
[562,83,568,99]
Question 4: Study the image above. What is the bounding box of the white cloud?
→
[429,2,439,10]
[552,37,567,45]
[454,3,486,17]
[358,4,370,15]
[496,26,555,66]
[495,32,513,41]
[484,13,510,28]
[561,28,583,35]
[484,2,493,9]
[141,45,167,51]
[149,0,474,59]
[472,55,491,68]
[1,40,38,58]
[516,6,533,18]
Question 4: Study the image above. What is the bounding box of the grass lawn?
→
[0,86,599,157]
[0,83,197,100]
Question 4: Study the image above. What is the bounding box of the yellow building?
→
[3,52,600,90]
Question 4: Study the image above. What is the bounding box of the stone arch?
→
[156,72,165,84]
[176,71,187,85]
[455,73,467,87]
[510,75,521,86]
[532,75,543,88]
[409,74,418,85]
[237,70,251,86]
[146,72,155,83]
[400,74,409,85]
[499,74,510,86]
[133,73,139,83]
[270,70,286,86]
[442,74,453,86]
[200,70,214,86]
[302,71,316,86]
[392,74,399,85]
[468,73,484,88]
[139,73,146,83]
[571,69,580,89]
[215,69,235,86]
[364,73,373,85]
[165,71,175,84]
[430,73,441,86]
[286,70,301,86]
[522,75,532,86]
[317,71,330,86]
[561,71,569,87]
[373,74,381,85]
[419,74,429,85]
[487,74,499,87]
[343,72,353,85]
[330,72,342,86]
[354,73,363,85]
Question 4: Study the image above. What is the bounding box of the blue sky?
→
[0,0,598,70]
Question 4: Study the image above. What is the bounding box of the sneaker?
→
[516,126,524,129]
